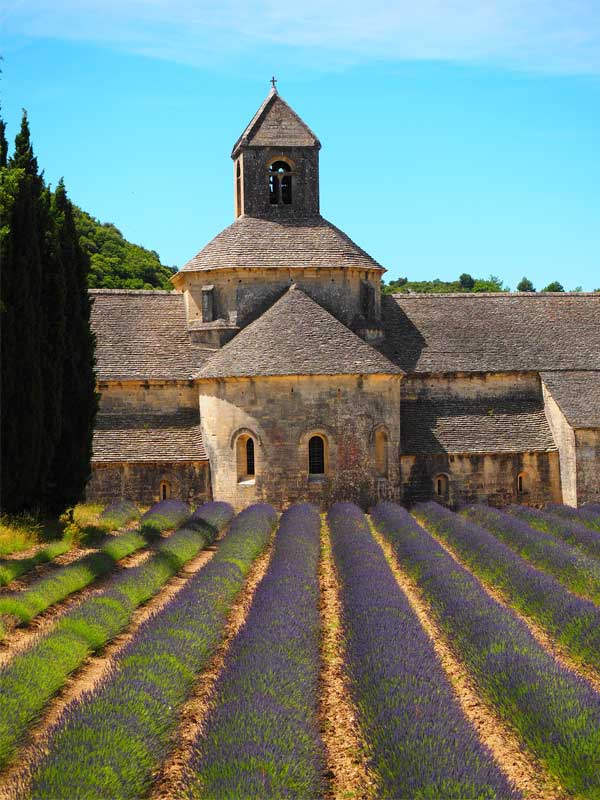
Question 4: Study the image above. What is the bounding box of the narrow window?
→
[375,429,388,476]
[237,434,256,483]
[360,281,375,320]
[246,437,255,477]
[309,435,325,475]
[160,480,171,501]
[434,474,449,498]
[268,160,292,205]
[235,160,242,217]
[517,472,527,493]
[202,285,215,322]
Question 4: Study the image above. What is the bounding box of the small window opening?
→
[375,429,388,477]
[434,474,449,498]
[246,437,255,476]
[160,480,171,501]
[237,434,256,483]
[235,160,242,218]
[309,435,325,475]
[202,285,215,323]
[360,281,376,320]
[268,160,293,206]
[517,472,527,493]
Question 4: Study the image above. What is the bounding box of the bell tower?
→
[231,83,321,220]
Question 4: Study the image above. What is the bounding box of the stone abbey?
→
[88,87,600,510]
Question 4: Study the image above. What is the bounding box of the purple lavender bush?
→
[372,501,600,798]
[187,503,323,799]
[139,499,190,535]
[328,502,519,800]
[30,503,276,799]
[545,503,600,533]
[464,504,600,603]
[413,501,600,673]
[98,500,140,530]
[0,501,235,773]
[508,505,600,560]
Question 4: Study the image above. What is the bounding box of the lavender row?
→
[328,503,517,800]
[0,501,234,772]
[98,499,140,530]
[464,504,600,604]
[139,499,191,536]
[373,501,600,798]
[30,503,277,799]
[187,503,324,799]
[414,501,600,675]
[508,505,600,561]
[545,503,600,533]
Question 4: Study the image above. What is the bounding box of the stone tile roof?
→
[231,88,320,156]
[90,290,202,381]
[195,286,403,379]
[541,371,600,428]
[92,408,207,462]
[383,293,600,374]
[401,396,557,454]
[177,215,384,274]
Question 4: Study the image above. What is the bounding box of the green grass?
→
[0,539,73,587]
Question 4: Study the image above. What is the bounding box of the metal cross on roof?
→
[270,76,277,90]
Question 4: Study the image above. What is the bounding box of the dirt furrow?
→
[318,518,376,800]
[371,523,568,800]
[424,525,600,695]
[150,529,277,800]
[0,542,222,800]
[0,546,96,595]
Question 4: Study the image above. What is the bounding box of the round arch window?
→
[308,435,326,475]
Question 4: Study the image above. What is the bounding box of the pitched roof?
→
[541,371,600,428]
[92,409,207,462]
[383,293,600,374]
[231,88,320,156]
[401,396,556,455]
[195,286,403,379]
[90,290,204,381]
[177,215,384,274]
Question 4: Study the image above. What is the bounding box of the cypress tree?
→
[49,183,98,513]
[0,114,7,168]
[1,112,45,511]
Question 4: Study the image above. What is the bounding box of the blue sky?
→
[1,1,599,289]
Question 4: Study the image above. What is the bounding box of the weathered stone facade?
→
[87,86,599,510]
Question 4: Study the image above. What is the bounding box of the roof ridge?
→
[89,289,180,295]
[391,291,599,298]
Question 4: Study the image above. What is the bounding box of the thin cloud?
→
[4,0,600,74]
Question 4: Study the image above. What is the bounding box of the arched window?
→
[517,472,527,493]
[235,160,242,217]
[308,435,325,475]
[434,474,449,499]
[236,434,256,483]
[159,480,171,501]
[268,160,292,205]
[375,429,388,477]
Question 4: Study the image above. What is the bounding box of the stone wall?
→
[575,429,600,505]
[198,373,401,511]
[181,266,382,336]
[86,461,211,506]
[237,145,320,220]
[96,381,198,413]
[402,371,542,401]
[542,382,578,505]
[400,451,562,508]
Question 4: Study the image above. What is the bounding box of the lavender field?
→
[0,500,599,799]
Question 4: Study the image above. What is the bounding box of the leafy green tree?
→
[542,281,564,292]
[459,273,475,290]
[517,277,535,292]
[1,112,45,511]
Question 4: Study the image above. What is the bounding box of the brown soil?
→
[318,518,376,800]
[150,529,277,800]
[425,527,600,695]
[0,545,96,595]
[371,523,569,800]
[0,541,222,800]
